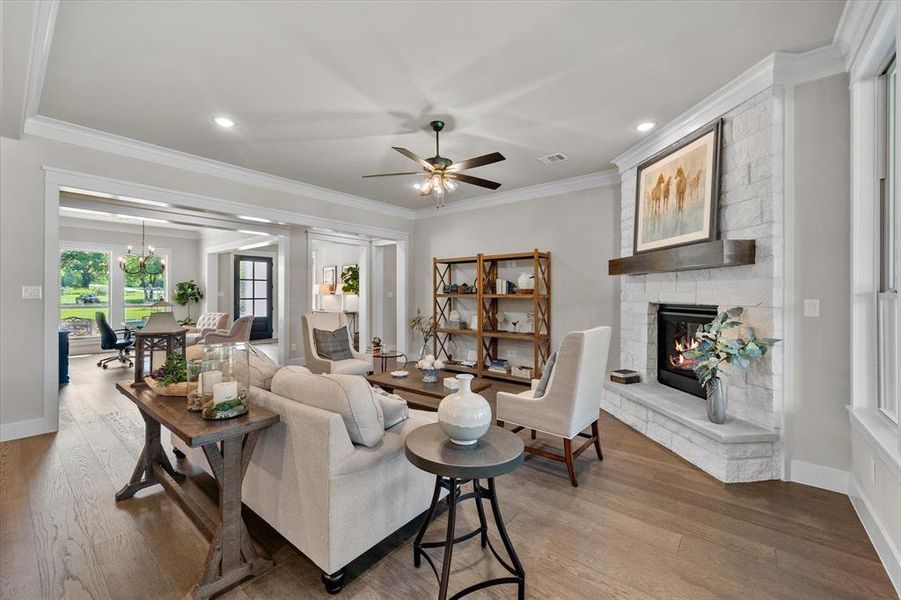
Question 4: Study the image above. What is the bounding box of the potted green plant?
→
[172,280,203,325]
[682,306,779,424]
[341,265,359,295]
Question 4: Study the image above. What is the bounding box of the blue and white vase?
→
[421,368,439,383]
[438,374,491,446]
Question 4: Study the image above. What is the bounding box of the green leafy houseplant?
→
[341,266,359,295]
[172,280,204,324]
[682,306,779,389]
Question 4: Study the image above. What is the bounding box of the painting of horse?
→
[633,119,722,254]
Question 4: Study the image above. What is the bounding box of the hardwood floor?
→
[0,353,896,599]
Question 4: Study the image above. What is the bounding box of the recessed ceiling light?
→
[116,214,169,224]
[238,215,271,223]
[636,121,656,132]
[238,230,267,236]
[214,116,236,128]
[60,207,111,216]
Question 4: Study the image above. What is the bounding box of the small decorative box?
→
[443,377,460,390]
[511,366,533,379]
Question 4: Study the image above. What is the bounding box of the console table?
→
[114,381,279,599]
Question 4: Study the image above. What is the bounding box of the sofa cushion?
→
[371,387,409,429]
[271,369,384,447]
[245,347,282,390]
[313,326,353,361]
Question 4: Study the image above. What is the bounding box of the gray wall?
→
[787,73,852,473]
[412,185,621,370]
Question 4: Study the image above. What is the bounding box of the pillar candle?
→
[212,381,238,406]
[199,370,222,396]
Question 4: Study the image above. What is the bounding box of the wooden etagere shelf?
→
[433,250,551,385]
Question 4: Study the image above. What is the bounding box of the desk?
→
[115,381,279,599]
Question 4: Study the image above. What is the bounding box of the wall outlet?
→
[22,285,42,299]
[803,299,820,317]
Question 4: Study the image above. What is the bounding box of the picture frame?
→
[633,118,722,254]
[322,265,337,291]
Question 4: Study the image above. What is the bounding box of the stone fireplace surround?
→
[603,86,784,483]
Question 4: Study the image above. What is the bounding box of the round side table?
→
[404,423,525,600]
[374,350,407,372]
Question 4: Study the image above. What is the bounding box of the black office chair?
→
[95,312,134,369]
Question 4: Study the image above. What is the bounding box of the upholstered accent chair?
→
[204,315,254,344]
[301,312,371,376]
[185,312,229,345]
[495,326,611,486]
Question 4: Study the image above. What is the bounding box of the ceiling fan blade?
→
[392,146,434,171]
[449,172,502,190]
[448,152,505,172]
[361,172,422,178]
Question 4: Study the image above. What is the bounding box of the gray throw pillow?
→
[371,386,409,429]
[535,351,557,397]
[313,326,353,361]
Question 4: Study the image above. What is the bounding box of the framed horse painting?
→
[633,119,722,254]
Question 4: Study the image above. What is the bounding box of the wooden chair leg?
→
[591,420,603,461]
[563,438,578,487]
[530,429,536,440]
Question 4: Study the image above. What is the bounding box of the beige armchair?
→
[186,312,229,345]
[301,312,371,376]
[204,315,254,345]
[496,326,611,486]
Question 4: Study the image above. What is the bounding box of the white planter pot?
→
[437,374,491,445]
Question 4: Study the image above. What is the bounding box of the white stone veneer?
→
[607,87,785,482]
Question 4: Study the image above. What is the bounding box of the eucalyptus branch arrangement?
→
[409,308,437,343]
[682,307,779,388]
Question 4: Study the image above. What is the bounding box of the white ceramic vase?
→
[438,374,491,445]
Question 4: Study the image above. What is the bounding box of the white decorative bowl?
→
[437,374,491,446]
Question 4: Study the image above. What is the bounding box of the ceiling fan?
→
[363,120,505,208]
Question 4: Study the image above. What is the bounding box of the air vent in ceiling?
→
[537,152,568,165]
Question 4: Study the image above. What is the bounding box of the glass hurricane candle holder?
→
[186,358,203,411]
[199,342,250,420]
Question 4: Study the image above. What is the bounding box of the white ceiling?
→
[38,1,843,208]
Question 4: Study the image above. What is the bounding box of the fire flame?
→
[670,334,700,369]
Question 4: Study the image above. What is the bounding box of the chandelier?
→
[118,220,165,276]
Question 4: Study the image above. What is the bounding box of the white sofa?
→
[171,366,438,593]
[302,312,371,376]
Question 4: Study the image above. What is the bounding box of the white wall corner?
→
[834,0,896,81]
[789,460,850,494]
[849,476,901,596]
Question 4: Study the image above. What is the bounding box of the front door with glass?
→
[234,255,273,341]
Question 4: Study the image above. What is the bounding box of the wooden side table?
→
[405,424,525,600]
[115,381,279,599]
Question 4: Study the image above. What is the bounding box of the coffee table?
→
[405,423,525,600]
[366,370,492,410]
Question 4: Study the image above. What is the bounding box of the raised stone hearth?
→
[609,86,785,483]
[603,381,780,482]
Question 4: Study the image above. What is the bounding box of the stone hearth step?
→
[603,380,780,483]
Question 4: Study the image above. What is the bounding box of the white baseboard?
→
[0,417,57,442]
[849,476,901,596]
[789,460,849,493]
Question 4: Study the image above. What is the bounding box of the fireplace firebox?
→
[657,304,718,398]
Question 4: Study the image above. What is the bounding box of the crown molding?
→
[25,115,417,220]
[612,54,776,173]
[612,44,855,174]
[413,169,620,219]
[834,0,895,80]
[21,1,58,133]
